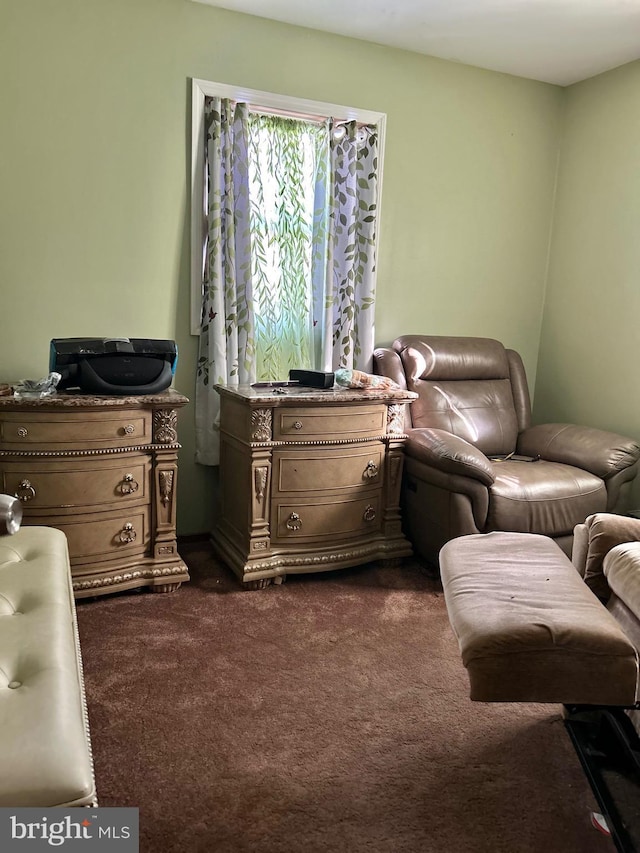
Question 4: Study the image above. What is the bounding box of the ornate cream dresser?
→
[0,389,189,598]
[213,384,418,588]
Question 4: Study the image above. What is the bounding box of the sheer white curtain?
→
[247,113,330,380]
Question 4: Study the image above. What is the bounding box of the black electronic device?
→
[288,369,335,388]
[50,338,178,395]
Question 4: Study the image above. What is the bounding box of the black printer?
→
[50,338,178,395]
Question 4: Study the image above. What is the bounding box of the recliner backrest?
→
[392,335,532,457]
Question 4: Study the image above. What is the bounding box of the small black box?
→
[289,370,335,388]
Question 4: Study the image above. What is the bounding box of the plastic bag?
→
[13,372,62,399]
[334,368,401,390]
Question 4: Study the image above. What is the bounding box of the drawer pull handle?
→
[293,421,303,430]
[123,424,136,435]
[118,523,137,543]
[15,480,36,502]
[363,505,376,523]
[119,474,139,495]
[17,427,28,438]
[285,512,302,531]
[363,460,379,479]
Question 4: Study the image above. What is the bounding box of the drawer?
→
[271,494,382,543]
[0,410,152,449]
[2,456,149,510]
[273,444,384,495]
[272,405,386,442]
[24,508,150,563]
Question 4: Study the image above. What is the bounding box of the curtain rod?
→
[248,104,328,124]
[205,94,375,128]
[242,101,373,128]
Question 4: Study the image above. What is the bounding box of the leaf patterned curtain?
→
[195,97,255,465]
[321,121,379,372]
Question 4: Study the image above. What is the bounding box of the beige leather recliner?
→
[374,335,640,565]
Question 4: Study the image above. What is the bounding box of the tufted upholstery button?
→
[8,681,21,689]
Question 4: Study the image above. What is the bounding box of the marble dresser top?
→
[0,388,188,409]
[214,383,418,405]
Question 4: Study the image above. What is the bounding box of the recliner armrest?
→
[373,347,412,433]
[373,347,408,391]
[572,512,640,600]
[517,423,640,479]
[603,540,640,619]
[405,428,495,486]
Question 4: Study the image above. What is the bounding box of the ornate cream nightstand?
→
[212,384,418,588]
[0,389,189,597]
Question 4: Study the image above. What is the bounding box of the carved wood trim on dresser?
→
[0,389,189,598]
[212,384,418,589]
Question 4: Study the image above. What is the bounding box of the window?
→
[247,111,328,379]
[190,79,386,338]
[191,79,386,463]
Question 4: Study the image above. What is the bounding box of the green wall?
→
[0,0,564,534]
[535,60,640,505]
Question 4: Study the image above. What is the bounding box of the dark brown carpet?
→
[76,543,615,853]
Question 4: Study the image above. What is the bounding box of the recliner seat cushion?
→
[440,532,639,705]
[487,460,607,537]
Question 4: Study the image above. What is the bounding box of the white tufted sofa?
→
[0,523,96,806]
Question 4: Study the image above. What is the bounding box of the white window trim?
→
[190,77,387,335]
